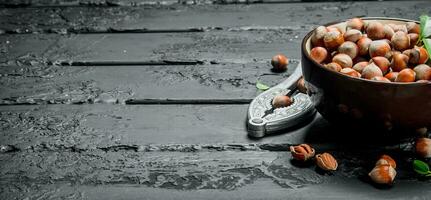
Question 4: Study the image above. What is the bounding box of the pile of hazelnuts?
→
[309,18,431,82]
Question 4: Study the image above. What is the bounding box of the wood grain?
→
[0,2,428,33]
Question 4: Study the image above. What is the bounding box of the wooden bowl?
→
[301,17,431,132]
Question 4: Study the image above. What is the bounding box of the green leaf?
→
[424,39,431,62]
[256,80,270,91]
[420,15,431,38]
[413,160,430,175]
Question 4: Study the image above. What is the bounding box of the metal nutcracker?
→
[247,63,316,138]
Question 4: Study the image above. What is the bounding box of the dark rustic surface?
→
[1,1,431,199]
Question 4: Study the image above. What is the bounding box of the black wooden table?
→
[0,0,430,199]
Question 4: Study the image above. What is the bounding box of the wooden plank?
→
[0,61,296,104]
[0,31,304,64]
[0,104,322,150]
[0,103,421,154]
[0,0,410,7]
[1,147,430,199]
[0,2,429,33]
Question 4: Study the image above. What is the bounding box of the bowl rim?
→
[301,17,431,85]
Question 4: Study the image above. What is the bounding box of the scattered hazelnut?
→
[375,155,396,169]
[413,64,431,81]
[369,40,391,58]
[297,77,307,94]
[344,29,362,42]
[390,53,409,72]
[325,62,342,72]
[346,18,364,31]
[357,37,372,56]
[361,63,383,79]
[370,56,390,74]
[315,152,338,171]
[340,68,361,78]
[352,61,368,73]
[272,95,293,108]
[324,31,344,50]
[290,144,315,161]
[406,22,420,34]
[384,72,399,82]
[310,47,328,63]
[368,164,396,185]
[271,54,288,71]
[391,31,410,51]
[395,68,416,82]
[415,138,431,158]
[338,41,359,59]
[366,22,385,40]
[332,53,353,68]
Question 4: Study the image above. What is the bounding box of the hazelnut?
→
[408,33,419,48]
[413,64,431,81]
[371,76,391,82]
[390,53,409,72]
[383,24,395,40]
[346,18,364,31]
[271,54,288,71]
[384,50,401,61]
[352,61,368,73]
[369,40,391,58]
[403,49,419,65]
[416,127,428,137]
[297,77,307,94]
[406,22,420,34]
[384,72,399,82]
[370,56,390,74]
[368,164,396,185]
[315,152,338,171]
[310,47,328,63]
[324,30,344,50]
[375,155,396,169]
[366,22,385,40]
[311,26,328,47]
[290,144,315,161]
[327,26,342,33]
[272,95,293,108]
[415,138,431,158]
[338,41,359,59]
[344,29,362,42]
[395,68,416,82]
[340,68,361,78]
[357,37,372,56]
[391,24,408,33]
[325,62,342,72]
[332,53,353,68]
[391,31,410,51]
[417,46,430,64]
[361,63,383,79]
